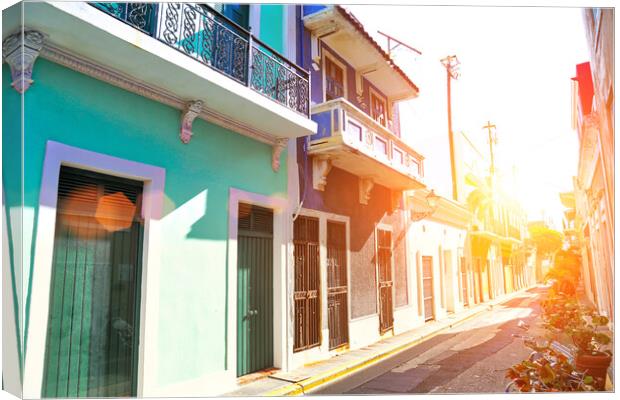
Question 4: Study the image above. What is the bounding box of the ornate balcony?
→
[92,3,309,116]
[309,98,425,204]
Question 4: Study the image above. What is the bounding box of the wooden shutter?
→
[460,256,468,306]
[422,256,434,321]
[293,216,320,352]
[325,57,344,101]
[43,166,143,398]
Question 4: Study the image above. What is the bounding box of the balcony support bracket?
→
[312,155,332,191]
[359,177,374,205]
[391,190,402,211]
[272,138,288,172]
[2,30,46,93]
[180,100,204,144]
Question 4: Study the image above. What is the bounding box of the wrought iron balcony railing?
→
[92,3,310,116]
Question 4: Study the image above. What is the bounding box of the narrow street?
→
[314,287,547,395]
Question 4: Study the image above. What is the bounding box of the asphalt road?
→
[312,287,547,395]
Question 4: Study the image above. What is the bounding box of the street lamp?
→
[410,190,441,222]
[440,55,460,202]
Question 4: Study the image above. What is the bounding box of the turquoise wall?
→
[259,5,285,53]
[4,58,287,387]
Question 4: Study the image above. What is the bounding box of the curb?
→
[262,286,534,396]
[605,373,612,391]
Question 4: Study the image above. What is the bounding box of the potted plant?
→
[505,339,597,392]
[539,292,612,391]
[569,309,612,390]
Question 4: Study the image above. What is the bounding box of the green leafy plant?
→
[540,293,611,356]
[570,309,611,356]
[506,341,596,392]
[508,290,612,392]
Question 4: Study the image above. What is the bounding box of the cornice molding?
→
[408,191,471,228]
[39,41,278,146]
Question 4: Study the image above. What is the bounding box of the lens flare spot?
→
[95,192,136,232]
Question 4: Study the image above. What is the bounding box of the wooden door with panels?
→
[460,256,469,307]
[422,256,434,321]
[370,91,387,126]
[324,55,345,101]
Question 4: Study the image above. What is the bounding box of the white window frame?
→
[22,141,166,398]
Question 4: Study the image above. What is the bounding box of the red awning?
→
[572,62,594,116]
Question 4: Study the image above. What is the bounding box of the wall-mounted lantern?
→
[410,190,440,222]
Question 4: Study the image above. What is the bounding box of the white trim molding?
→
[2,190,22,396]
[288,208,351,370]
[248,4,261,38]
[22,141,166,398]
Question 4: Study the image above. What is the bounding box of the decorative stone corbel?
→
[391,190,402,211]
[179,100,204,144]
[312,155,332,191]
[272,138,288,172]
[359,177,374,205]
[2,30,46,93]
[582,112,600,146]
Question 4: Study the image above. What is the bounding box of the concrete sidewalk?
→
[225,287,537,396]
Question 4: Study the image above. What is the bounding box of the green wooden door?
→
[42,167,143,398]
[236,203,273,376]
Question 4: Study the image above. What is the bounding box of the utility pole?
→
[482,120,497,178]
[377,31,422,58]
[441,55,460,201]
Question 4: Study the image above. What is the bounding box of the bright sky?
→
[347,5,590,229]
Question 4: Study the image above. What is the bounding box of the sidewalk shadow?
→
[347,291,545,394]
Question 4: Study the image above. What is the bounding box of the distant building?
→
[455,130,531,301]
[570,8,614,319]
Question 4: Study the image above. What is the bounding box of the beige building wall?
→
[573,8,614,319]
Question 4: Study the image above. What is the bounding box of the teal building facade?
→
[3,2,314,397]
